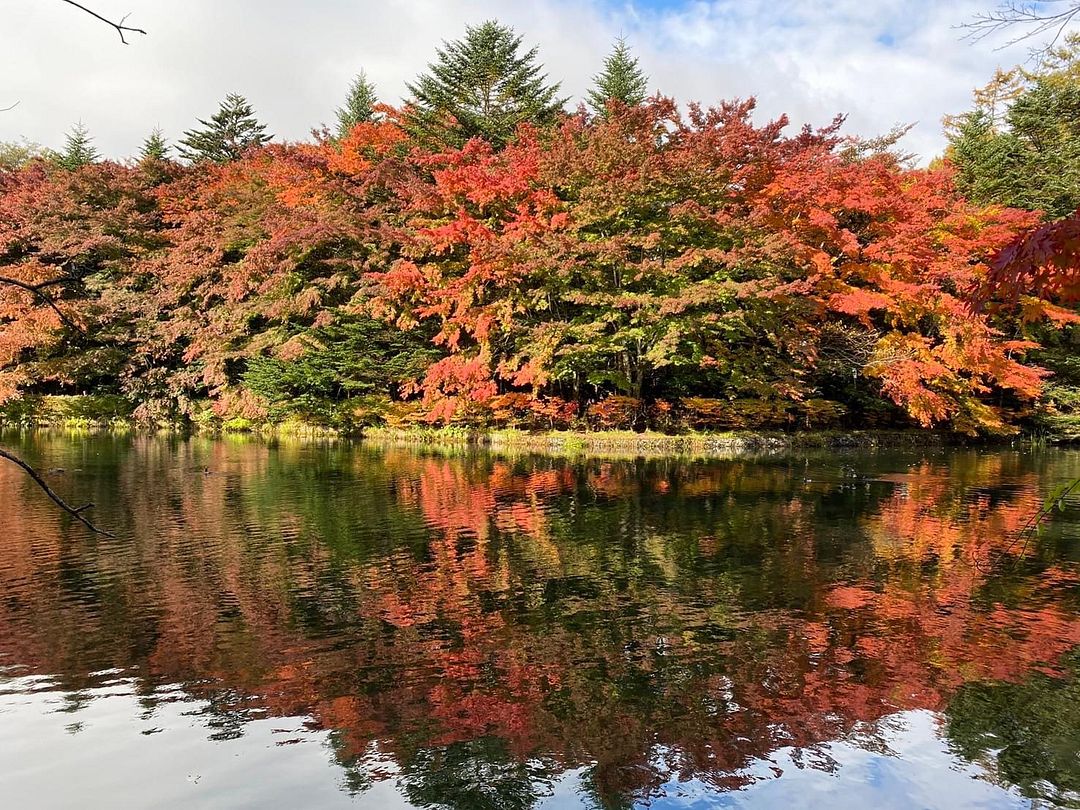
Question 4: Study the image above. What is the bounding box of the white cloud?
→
[0,0,1035,163]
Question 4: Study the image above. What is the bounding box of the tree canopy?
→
[2,19,1079,440]
[139,128,169,162]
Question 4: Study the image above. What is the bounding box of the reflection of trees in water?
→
[0,438,1078,808]
[400,738,559,810]
[945,648,1080,808]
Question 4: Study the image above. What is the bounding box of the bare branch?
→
[976,477,1080,571]
[0,275,84,332]
[960,1,1080,55]
[0,101,20,113]
[0,447,115,536]
[59,0,146,44]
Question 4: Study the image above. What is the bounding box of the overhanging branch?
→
[0,275,84,332]
[59,0,146,44]
[0,448,115,537]
[960,1,1080,53]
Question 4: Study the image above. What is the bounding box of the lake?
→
[0,434,1078,809]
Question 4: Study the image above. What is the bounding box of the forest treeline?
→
[1,22,1079,436]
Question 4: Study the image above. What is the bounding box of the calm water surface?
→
[1,434,1079,809]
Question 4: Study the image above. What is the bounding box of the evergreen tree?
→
[586,37,649,117]
[177,93,271,164]
[946,35,1080,218]
[405,20,565,148]
[56,122,100,170]
[335,71,378,139]
[139,128,170,162]
[948,109,1018,206]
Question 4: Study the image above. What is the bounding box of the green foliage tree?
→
[586,37,649,116]
[947,35,1080,218]
[0,139,54,171]
[335,71,378,139]
[139,128,169,162]
[177,93,271,164]
[242,319,440,429]
[404,20,565,148]
[948,38,1080,444]
[55,122,100,170]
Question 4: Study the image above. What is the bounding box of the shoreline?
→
[361,426,965,454]
[1,420,1032,458]
[3,397,1074,458]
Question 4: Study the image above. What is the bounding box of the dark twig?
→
[0,275,84,332]
[0,447,115,536]
[1,101,20,112]
[59,0,146,44]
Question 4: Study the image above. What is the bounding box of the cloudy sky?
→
[0,0,1033,163]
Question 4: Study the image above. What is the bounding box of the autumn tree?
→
[335,71,379,138]
[136,116,438,426]
[948,39,1080,439]
[0,162,167,406]
[367,98,1046,433]
[177,93,272,164]
[586,37,649,116]
[404,21,565,148]
[0,0,151,535]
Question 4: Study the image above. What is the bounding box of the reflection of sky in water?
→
[1,675,1030,810]
[635,712,1027,810]
[1,674,378,809]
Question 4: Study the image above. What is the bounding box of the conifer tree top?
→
[405,20,565,148]
[587,37,649,117]
[56,122,100,171]
[140,128,170,162]
[177,93,271,164]
[335,72,379,139]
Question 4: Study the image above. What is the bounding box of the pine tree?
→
[335,71,378,139]
[405,20,565,148]
[177,93,271,164]
[56,122,100,170]
[946,35,1080,218]
[587,37,649,117]
[140,128,170,162]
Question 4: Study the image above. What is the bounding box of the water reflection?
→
[0,435,1078,808]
